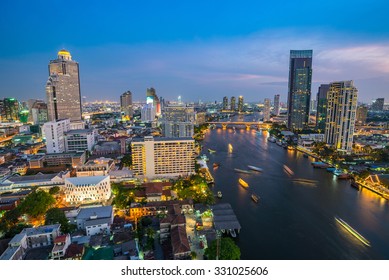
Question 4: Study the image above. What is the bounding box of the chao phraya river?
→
[202,115,389,259]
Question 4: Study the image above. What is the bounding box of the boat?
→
[251,193,259,203]
[350,181,360,190]
[283,165,294,176]
[239,178,249,188]
[337,173,352,180]
[234,168,251,174]
[229,229,237,238]
[311,162,331,169]
[228,143,233,153]
[335,216,371,247]
[247,165,263,172]
[276,140,283,146]
[267,136,276,143]
[217,191,222,198]
[287,146,294,150]
[213,163,220,168]
[208,149,216,153]
[326,167,336,172]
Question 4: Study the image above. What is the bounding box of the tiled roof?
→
[170,226,190,255]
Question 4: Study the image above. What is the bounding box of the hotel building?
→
[131,136,195,178]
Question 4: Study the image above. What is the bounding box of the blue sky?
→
[1,0,389,103]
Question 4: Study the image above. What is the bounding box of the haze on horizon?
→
[1,0,389,103]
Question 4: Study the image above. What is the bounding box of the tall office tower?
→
[273,94,280,116]
[222,96,229,110]
[43,119,71,153]
[2,98,19,122]
[324,81,358,153]
[141,103,156,122]
[310,99,317,113]
[356,104,368,125]
[46,49,82,122]
[27,99,38,123]
[146,87,161,116]
[263,98,271,122]
[371,98,384,111]
[120,91,133,120]
[316,84,330,132]
[131,136,195,178]
[238,96,244,112]
[161,104,195,138]
[287,50,313,130]
[31,100,48,125]
[0,100,3,122]
[230,97,236,111]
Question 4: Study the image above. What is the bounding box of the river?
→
[202,115,389,259]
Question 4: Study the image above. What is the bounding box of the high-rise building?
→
[371,98,384,111]
[287,50,313,130]
[2,98,19,122]
[0,100,3,122]
[43,119,71,153]
[131,136,195,178]
[238,96,244,112]
[120,91,133,120]
[325,81,357,153]
[273,94,280,116]
[141,103,156,122]
[146,87,161,116]
[230,97,236,111]
[31,100,48,125]
[310,99,317,113]
[222,96,229,110]
[46,49,82,122]
[161,104,195,138]
[316,84,330,132]
[356,105,368,125]
[64,129,96,152]
[263,98,271,122]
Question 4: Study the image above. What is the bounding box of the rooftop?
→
[132,137,194,143]
[65,175,109,186]
[85,217,113,227]
[65,129,95,135]
[77,205,113,220]
[212,203,241,231]
[23,224,61,237]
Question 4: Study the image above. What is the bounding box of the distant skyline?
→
[1,1,389,103]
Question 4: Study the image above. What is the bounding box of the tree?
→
[45,208,74,233]
[19,190,55,219]
[49,186,60,195]
[204,237,241,260]
[121,154,132,167]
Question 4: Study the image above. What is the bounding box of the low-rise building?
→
[51,234,71,260]
[76,157,115,177]
[171,225,191,260]
[65,129,96,152]
[1,171,69,190]
[64,175,111,205]
[44,151,86,168]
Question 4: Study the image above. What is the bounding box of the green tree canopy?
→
[121,154,132,167]
[204,237,241,260]
[45,208,73,233]
[49,186,60,195]
[19,190,55,218]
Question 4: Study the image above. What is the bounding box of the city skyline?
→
[1,1,389,103]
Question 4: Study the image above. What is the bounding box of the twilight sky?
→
[1,0,389,103]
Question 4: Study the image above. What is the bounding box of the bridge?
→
[207,121,271,130]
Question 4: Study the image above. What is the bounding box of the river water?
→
[202,115,389,259]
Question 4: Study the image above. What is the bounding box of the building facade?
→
[230,97,236,111]
[1,98,19,122]
[31,100,48,124]
[273,94,280,116]
[161,104,195,138]
[371,98,384,111]
[263,98,271,122]
[64,175,111,204]
[141,103,156,122]
[43,119,70,153]
[324,81,358,153]
[222,96,228,110]
[120,91,133,120]
[316,84,330,132]
[287,50,313,130]
[64,129,96,152]
[146,87,161,116]
[131,136,195,178]
[237,96,244,112]
[46,49,82,122]
[356,104,368,125]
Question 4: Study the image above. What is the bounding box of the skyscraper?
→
[141,103,156,122]
[273,94,280,116]
[371,98,384,111]
[31,100,48,125]
[230,97,236,111]
[161,104,195,138]
[356,104,368,125]
[2,98,19,122]
[238,96,244,113]
[316,84,330,132]
[146,87,161,116]
[46,49,82,122]
[287,50,313,130]
[263,98,271,122]
[120,91,133,120]
[222,96,229,110]
[325,81,358,153]
[43,119,71,154]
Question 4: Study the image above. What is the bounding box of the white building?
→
[43,119,70,153]
[65,205,113,236]
[64,175,111,204]
[141,103,156,122]
[76,157,115,177]
[131,136,195,179]
[0,224,61,260]
[325,81,358,153]
[65,129,96,152]
[263,98,271,122]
